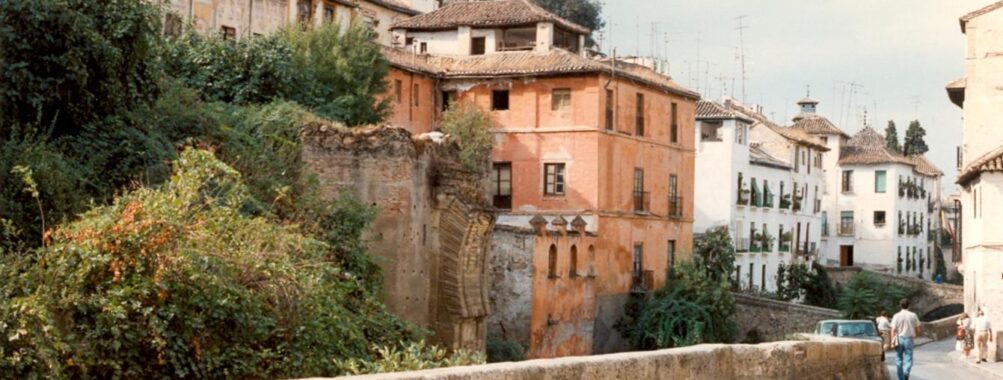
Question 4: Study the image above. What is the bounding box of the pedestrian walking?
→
[877,310,892,350]
[957,313,973,358]
[975,310,994,363]
[891,298,921,380]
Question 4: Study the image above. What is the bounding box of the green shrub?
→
[0,149,419,378]
[486,337,525,363]
[836,271,917,319]
[775,262,837,309]
[337,341,484,375]
[0,0,162,136]
[440,101,496,172]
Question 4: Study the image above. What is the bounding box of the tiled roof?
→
[749,144,792,170]
[726,103,829,151]
[958,144,1003,185]
[838,127,942,177]
[362,0,422,16]
[390,0,590,34]
[696,101,752,122]
[382,47,700,99]
[791,114,849,138]
[797,96,819,104]
[960,1,1003,32]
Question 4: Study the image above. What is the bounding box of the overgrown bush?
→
[617,227,736,349]
[439,101,496,172]
[486,337,525,363]
[836,271,918,319]
[337,341,484,375]
[775,262,837,309]
[0,149,426,378]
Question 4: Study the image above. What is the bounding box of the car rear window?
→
[836,322,876,337]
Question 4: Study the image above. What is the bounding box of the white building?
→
[947,0,1003,343]
[695,99,826,292]
[825,127,942,276]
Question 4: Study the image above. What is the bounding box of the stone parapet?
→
[733,293,841,342]
[328,336,887,380]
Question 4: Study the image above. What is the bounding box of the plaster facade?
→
[950,4,1003,362]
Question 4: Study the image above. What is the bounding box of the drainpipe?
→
[603,48,617,131]
[248,0,254,38]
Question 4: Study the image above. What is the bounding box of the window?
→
[492,90,509,110]
[635,93,645,136]
[471,36,486,55]
[569,245,578,277]
[492,163,512,209]
[164,14,183,37]
[761,264,767,292]
[412,84,419,107]
[605,89,614,130]
[669,174,680,217]
[667,240,676,274]
[874,170,887,193]
[544,163,566,196]
[632,244,644,283]
[323,7,335,23]
[551,88,571,111]
[297,0,311,24]
[874,211,886,226]
[842,170,853,192]
[816,152,823,168]
[221,25,237,40]
[394,80,403,104]
[633,168,647,212]
[749,263,754,289]
[548,244,558,279]
[420,42,428,54]
[670,102,679,143]
[840,211,854,235]
[735,265,741,288]
[794,147,800,172]
[735,124,746,144]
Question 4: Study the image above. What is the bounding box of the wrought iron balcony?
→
[669,196,684,219]
[633,191,650,213]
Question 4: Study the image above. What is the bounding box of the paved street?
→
[885,338,996,379]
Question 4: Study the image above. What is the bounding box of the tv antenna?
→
[736,15,749,101]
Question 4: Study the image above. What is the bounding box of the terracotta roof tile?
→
[791,114,849,138]
[749,144,792,170]
[391,0,589,34]
[958,144,1003,185]
[838,127,942,177]
[382,47,700,99]
[726,103,829,151]
[696,100,752,122]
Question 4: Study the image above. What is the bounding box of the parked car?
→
[815,319,885,361]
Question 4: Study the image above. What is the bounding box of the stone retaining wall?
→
[825,267,962,317]
[328,336,887,380]
[733,293,841,342]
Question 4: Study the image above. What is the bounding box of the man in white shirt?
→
[891,298,921,380]
[975,309,994,363]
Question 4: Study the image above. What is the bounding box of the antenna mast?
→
[736,15,748,101]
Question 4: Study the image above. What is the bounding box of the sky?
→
[599,0,994,194]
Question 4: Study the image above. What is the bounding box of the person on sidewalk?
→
[891,298,921,380]
[877,310,892,350]
[957,313,973,358]
[975,310,994,363]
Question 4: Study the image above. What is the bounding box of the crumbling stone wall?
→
[337,336,888,380]
[301,123,494,351]
[733,293,840,342]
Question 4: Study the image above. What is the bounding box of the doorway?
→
[839,245,854,267]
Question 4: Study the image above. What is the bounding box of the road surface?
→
[885,338,995,379]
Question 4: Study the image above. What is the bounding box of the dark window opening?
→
[471,36,486,55]
[874,211,886,226]
[221,26,237,40]
[670,102,678,143]
[551,88,571,111]
[492,163,512,209]
[635,93,645,136]
[548,244,558,279]
[605,89,614,131]
[492,90,510,111]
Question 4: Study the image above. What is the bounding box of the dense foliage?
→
[164,23,389,126]
[836,271,918,319]
[885,121,902,153]
[0,150,419,378]
[617,227,736,349]
[533,0,605,46]
[0,0,162,135]
[440,101,496,172]
[774,262,838,309]
[903,120,929,155]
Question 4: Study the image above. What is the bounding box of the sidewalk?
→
[950,348,1003,379]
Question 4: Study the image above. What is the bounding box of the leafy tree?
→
[533,0,605,46]
[884,120,901,153]
[440,101,496,172]
[903,120,929,155]
[803,262,838,309]
[836,271,916,319]
[0,0,162,136]
[692,226,736,282]
[774,262,837,309]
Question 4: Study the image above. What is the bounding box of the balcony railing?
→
[779,243,791,252]
[633,191,650,213]
[763,193,775,208]
[779,196,791,210]
[737,190,750,206]
[792,198,803,212]
[821,224,829,237]
[839,223,854,236]
[750,241,762,253]
[669,196,683,219]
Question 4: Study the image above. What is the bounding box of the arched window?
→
[569,245,578,277]
[548,244,558,278]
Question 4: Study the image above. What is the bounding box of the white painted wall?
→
[962,10,1003,166]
